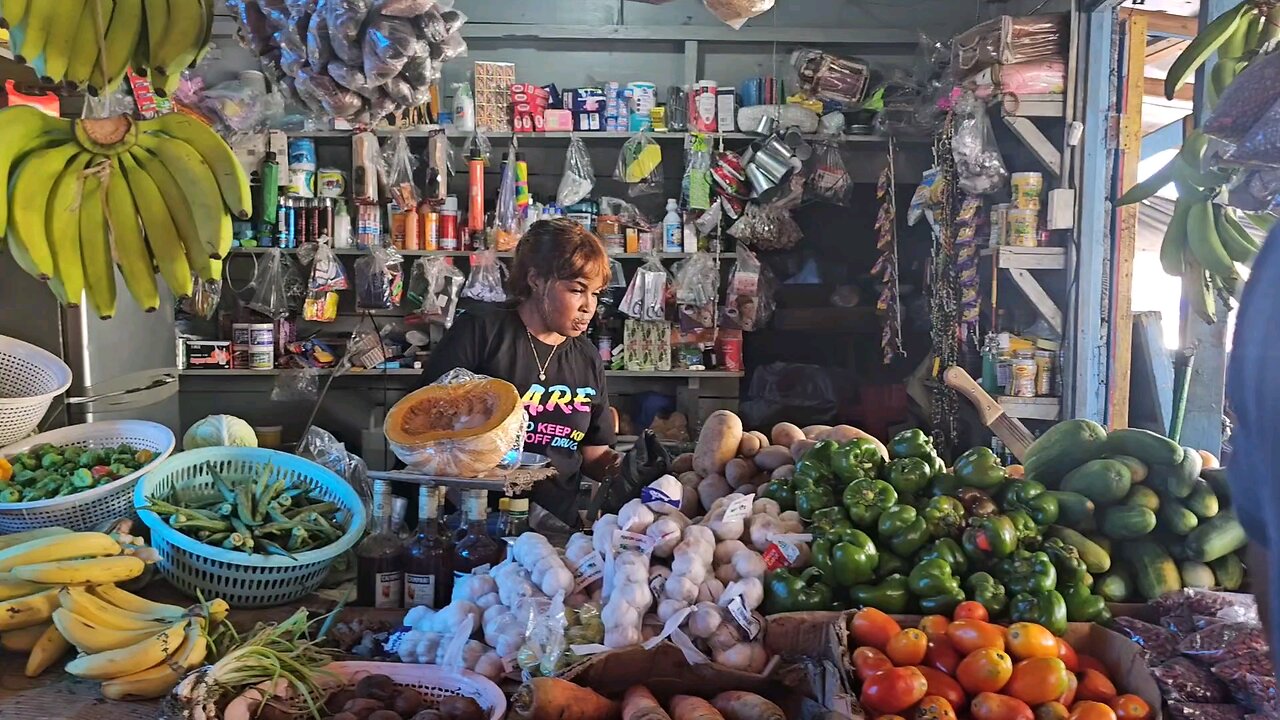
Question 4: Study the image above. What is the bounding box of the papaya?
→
[1102,428,1183,467]
[1060,459,1132,505]
[1023,419,1109,487]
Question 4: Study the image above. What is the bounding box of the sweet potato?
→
[790,438,818,462]
[621,686,671,720]
[670,695,725,720]
[801,424,832,440]
[694,411,744,476]
[710,692,784,720]
[672,453,695,475]
[770,422,805,448]
[724,458,755,488]
[737,433,762,458]
[753,446,792,471]
[511,677,620,720]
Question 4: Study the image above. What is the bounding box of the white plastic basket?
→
[0,420,175,533]
[0,335,72,446]
[134,447,367,608]
[325,661,506,720]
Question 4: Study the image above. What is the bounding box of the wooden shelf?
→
[1000,94,1067,119]
[982,246,1068,270]
[286,127,923,146]
[179,368,742,379]
[998,396,1062,421]
[227,246,732,261]
[606,370,743,379]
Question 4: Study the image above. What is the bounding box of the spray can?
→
[468,147,485,234]
[439,197,459,251]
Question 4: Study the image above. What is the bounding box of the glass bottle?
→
[404,487,452,609]
[356,480,404,608]
[492,497,511,537]
[506,496,530,536]
[453,490,504,574]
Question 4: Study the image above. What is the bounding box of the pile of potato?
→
[321,675,486,720]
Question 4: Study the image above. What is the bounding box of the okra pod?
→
[255,537,297,560]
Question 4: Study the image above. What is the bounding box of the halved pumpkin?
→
[385,376,525,477]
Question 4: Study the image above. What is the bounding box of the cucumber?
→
[1048,525,1112,573]
[1023,419,1109,487]
[1089,534,1113,555]
[1096,568,1133,602]
[1102,428,1184,466]
[1201,467,1231,500]
[1126,485,1160,512]
[1060,459,1133,505]
[1185,511,1248,562]
[1179,560,1216,589]
[1048,491,1096,528]
[1101,505,1157,539]
[1185,480,1220,519]
[1149,447,1202,498]
[1211,553,1245,590]
[1158,500,1199,536]
[1108,455,1150,483]
[1128,540,1182,600]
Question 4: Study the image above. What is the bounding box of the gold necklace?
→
[526,332,560,381]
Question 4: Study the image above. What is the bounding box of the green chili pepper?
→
[850,573,911,613]
[841,477,898,530]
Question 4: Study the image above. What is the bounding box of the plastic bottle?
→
[333,200,352,248]
[662,199,682,253]
[452,83,475,132]
[468,148,485,233]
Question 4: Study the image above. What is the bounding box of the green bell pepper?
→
[995,550,1058,595]
[875,551,910,579]
[793,458,831,488]
[953,446,1007,490]
[765,568,836,614]
[759,478,795,512]
[795,483,837,520]
[1006,509,1041,546]
[964,571,1008,617]
[1042,537,1088,585]
[886,457,933,497]
[877,504,930,558]
[812,528,879,586]
[1000,479,1060,526]
[1010,589,1069,636]
[841,477,898,530]
[918,537,968,576]
[930,455,947,478]
[922,496,966,538]
[908,558,966,615]
[804,439,838,469]
[850,573,911,613]
[889,428,936,461]
[929,473,964,498]
[833,438,885,482]
[809,506,853,535]
[962,514,1019,561]
[1061,581,1110,623]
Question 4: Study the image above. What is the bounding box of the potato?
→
[738,484,756,496]
[438,696,485,720]
[326,689,358,715]
[682,484,700,516]
[737,433,763,458]
[802,424,833,440]
[790,438,818,462]
[770,422,805,448]
[771,464,796,481]
[749,430,770,448]
[754,445,793,471]
[393,687,425,716]
[694,411,744,476]
[724,458,755,488]
[698,473,732,511]
[672,452,695,475]
[678,470,701,488]
[368,711,402,720]
[342,699,387,720]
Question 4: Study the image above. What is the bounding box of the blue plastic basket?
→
[134,447,367,608]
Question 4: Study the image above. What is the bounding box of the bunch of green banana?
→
[1164,0,1280,103]
[0,0,215,96]
[0,105,250,319]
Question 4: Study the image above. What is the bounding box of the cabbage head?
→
[182,415,258,450]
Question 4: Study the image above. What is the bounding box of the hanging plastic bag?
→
[619,255,669,321]
[184,275,222,320]
[299,242,349,322]
[462,249,509,303]
[462,130,492,166]
[355,246,405,309]
[381,131,420,209]
[407,256,466,327]
[723,244,776,331]
[703,0,775,30]
[727,202,802,250]
[674,252,720,331]
[806,142,852,206]
[952,90,1007,195]
[615,131,664,197]
[557,136,595,207]
[248,249,291,318]
[494,146,520,251]
[682,133,713,211]
[271,368,321,402]
[599,258,628,319]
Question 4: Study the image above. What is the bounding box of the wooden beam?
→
[1145,77,1194,101]
[1146,38,1189,66]
[1123,8,1197,38]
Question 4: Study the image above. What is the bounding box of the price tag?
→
[613,529,656,555]
[642,606,694,650]
[568,550,605,593]
[763,539,802,571]
[721,493,756,523]
[726,595,762,641]
[641,486,681,509]
[648,570,669,598]
[570,643,611,656]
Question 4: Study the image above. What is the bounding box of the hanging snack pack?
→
[673,252,720,331]
[619,255,669,321]
[792,48,870,107]
[615,131,664,196]
[557,135,596,207]
[355,246,405,309]
[301,242,350,321]
[723,245,775,331]
[382,131,420,209]
[807,142,852,205]
[682,133,714,211]
[407,256,466,327]
[462,250,509,303]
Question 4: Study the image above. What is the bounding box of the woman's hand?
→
[582,446,622,480]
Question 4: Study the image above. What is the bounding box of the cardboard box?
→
[185,341,232,370]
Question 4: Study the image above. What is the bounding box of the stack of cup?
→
[1006,171,1044,247]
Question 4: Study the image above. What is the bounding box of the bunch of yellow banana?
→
[0,105,250,319]
[0,0,215,96]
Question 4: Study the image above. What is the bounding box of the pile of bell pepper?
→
[761,429,1111,633]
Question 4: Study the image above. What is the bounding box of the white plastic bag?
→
[558,136,595,206]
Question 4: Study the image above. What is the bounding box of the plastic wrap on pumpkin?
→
[385,370,527,477]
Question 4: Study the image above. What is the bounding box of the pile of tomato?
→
[848,602,1153,720]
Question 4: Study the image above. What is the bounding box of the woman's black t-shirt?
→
[421,306,615,522]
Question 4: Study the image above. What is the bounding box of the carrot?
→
[622,686,672,720]
[711,691,785,720]
[670,695,726,720]
[512,677,621,720]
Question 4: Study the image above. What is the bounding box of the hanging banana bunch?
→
[0,106,250,318]
[0,0,216,96]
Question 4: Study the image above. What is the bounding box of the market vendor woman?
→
[421,218,620,527]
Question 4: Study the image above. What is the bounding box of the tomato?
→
[1075,669,1118,704]
[913,666,967,709]
[1003,657,1069,706]
[916,696,958,720]
[947,620,1006,655]
[956,647,1014,695]
[1075,655,1107,674]
[1006,465,1026,479]
[861,667,929,715]
[1056,638,1079,672]
[1068,701,1117,720]
[1006,623,1059,660]
[1058,668,1079,706]
[920,615,951,639]
[855,646,896,682]
[925,636,962,675]
[954,601,989,622]
[1108,695,1151,720]
[1035,702,1070,720]
[888,629,930,666]
[970,692,1033,720]
[854,608,903,651]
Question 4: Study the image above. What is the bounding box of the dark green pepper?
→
[795,483,837,520]
[1000,479,1060,526]
[1042,537,1087,585]
[809,506,853,535]
[794,440,838,486]
[812,528,879,586]
[918,537,968,576]
[908,558,966,615]
[833,438,885,482]
[1006,509,1041,545]
[1010,590,1069,636]
[886,457,933,497]
[850,573,911,613]
[889,429,936,461]
[964,571,1008,617]
[1061,582,1110,623]
[804,440,838,470]
[995,550,1058,595]
[765,568,836,614]
[759,479,795,512]
[953,446,1007,490]
[929,473,964,498]
[793,458,831,488]
[877,504,930,558]
[922,496,966,538]
[841,477,898,530]
[962,514,1019,561]
[875,551,910,579]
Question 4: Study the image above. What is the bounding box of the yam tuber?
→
[621,686,672,720]
[710,692,784,720]
[511,678,620,720]
[670,695,726,720]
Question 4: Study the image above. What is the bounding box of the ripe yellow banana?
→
[37,0,88,82]
[13,555,145,585]
[64,617,187,680]
[0,527,71,553]
[141,0,168,72]
[103,159,161,311]
[24,622,69,677]
[45,151,95,307]
[8,142,83,280]
[79,158,118,319]
[134,134,231,259]
[99,618,206,700]
[0,106,73,237]
[0,531,121,572]
[0,588,60,631]
[117,152,194,297]
[89,583,185,621]
[58,586,176,633]
[150,0,204,74]
[51,607,159,654]
[15,0,54,68]
[0,577,51,602]
[1,0,31,27]
[127,146,217,280]
[90,0,142,93]
[140,113,252,219]
[1188,199,1240,280]
[0,622,51,652]
[66,0,113,87]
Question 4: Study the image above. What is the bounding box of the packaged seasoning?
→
[1112,616,1180,664]
[1153,657,1230,704]
[1154,588,1260,621]
[1166,704,1248,720]
[1010,352,1037,397]
[1178,621,1268,663]
[1211,652,1277,711]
